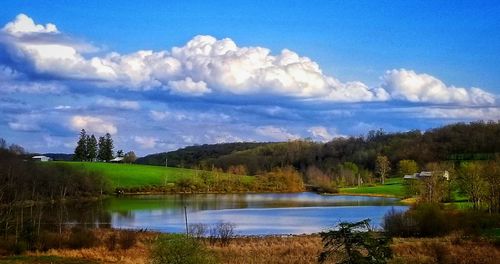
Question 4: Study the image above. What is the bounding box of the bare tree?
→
[0,138,6,149]
[123,151,137,163]
[375,155,391,184]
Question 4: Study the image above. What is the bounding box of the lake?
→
[107,192,408,235]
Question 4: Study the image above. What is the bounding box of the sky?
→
[0,0,499,156]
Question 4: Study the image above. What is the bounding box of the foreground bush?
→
[384,204,500,238]
[67,227,98,249]
[383,204,451,238]
[150,234,217,264]
[319,219,392,264]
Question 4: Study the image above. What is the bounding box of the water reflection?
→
[1,193,407,235]
[108,192,407,235]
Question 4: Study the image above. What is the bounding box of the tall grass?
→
[7,229,499,264]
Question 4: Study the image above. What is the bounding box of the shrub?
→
[149,234,217,264]
[67,226,97,249]
[105,233,118,251]
[10,241,28,255]
[188,223,208,239]
[383,207,414,237]
[119,230,138,250]
[319,219,392,264]
[36,231,64,251]
[208,222,236,246]
[411,203,449,237]
[383,204,452,238]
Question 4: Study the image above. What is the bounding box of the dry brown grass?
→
[21,229,500,264]
[390,235,500,264]
[29,229,154,264]
[211,235,322,264]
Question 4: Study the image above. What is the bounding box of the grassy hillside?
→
[136,142,269,167]
[339,178,404,197]
[56,162,253,189]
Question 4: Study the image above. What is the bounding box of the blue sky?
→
[0,1,499,155]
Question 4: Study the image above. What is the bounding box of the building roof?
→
[32,155,50,159]
[110,157,124,162]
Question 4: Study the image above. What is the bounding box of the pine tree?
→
[73,129,88,161]
[87,134,98,161]
[104,133,114,161]
[98,133,114,162]
[97,136,106,161]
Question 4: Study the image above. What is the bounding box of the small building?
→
[32,155,52,162]
[110,157,124,163]
[403,170,449,181]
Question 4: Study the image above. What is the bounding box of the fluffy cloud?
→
[255,126,299,141]
[418,107,500,120]
[7,114,42,132]
[149,110,170,121]
[70,115,117,134]
[133,136,157,149]
[0,14,387,102]
[308,126,345,142]
[0,66,65,93]
[168,77,211,96]
[3,13,58,36]
[95,98,140,110]
[382,69,496,105]
[2,14,496,105]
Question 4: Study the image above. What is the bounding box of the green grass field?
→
[339,178,404,197]
[55,162,253,189]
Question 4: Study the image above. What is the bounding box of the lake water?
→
[107,192,408,235]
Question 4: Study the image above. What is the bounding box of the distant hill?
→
[204,121,500,175]
[136,142,270,167]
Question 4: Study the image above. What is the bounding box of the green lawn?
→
[339,178,404,198]
[55,162,253,189]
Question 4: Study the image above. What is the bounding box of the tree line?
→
[137,121,499,177]
[0,138,110,204]
[73,129,136,163]
[73,129,114,162]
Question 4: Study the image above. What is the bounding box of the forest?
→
[139,121,500,176]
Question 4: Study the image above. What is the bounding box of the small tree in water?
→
[318,219,392,264]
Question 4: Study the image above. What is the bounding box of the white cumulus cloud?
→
[168,77,211,96]
[381,69,496,105]
[3,13,58,36]
[1,14,497,106]
[308,126,344,142]
[256,126,299,141]
[70,115,117,135]
[133,136,157,149]
[0,14,388,102]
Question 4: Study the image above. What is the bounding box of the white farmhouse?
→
[32,155,52,162]
[403,171,449,181]
[110,157,124,163]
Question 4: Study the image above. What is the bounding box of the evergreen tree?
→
[87,134,98,161]
[104,133,114,161]
[98,133,114,162]
[97,136,106,161]
[73,129,88,161]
